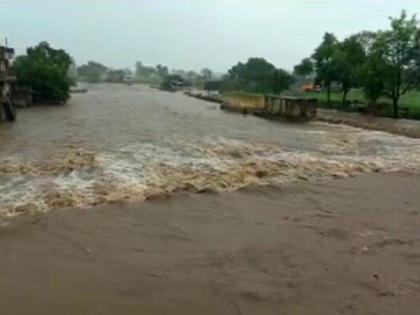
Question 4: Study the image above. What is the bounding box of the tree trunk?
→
[392,96,399,119]
[327,85,332,108]
[342,90,349,108]
[368,100,377,116]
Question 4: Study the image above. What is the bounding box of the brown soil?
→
[1,172,420,315]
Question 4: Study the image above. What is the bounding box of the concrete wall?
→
[222,93,265,111]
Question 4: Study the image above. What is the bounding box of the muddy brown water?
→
[0,84,420,216]
[1,84,420,315]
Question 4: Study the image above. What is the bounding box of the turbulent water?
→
[1,84,420,217]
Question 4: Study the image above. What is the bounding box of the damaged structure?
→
[0,45,17,121]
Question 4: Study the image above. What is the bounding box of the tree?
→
[135,62,156,79]
[375,11,420,117]
[13,42,73,103]
[67,64,79,86]
[160,74,184,91]
[156,64,169,78]
[360,51,386,113]
[187,70,198,82]
[224,58,293,94]
[77,61,108,83]
[273,69,295,94]
[201,68,213,81]
[106,69,126,83]
[333,35,366,106]
[293,58,313,76]
[312,33,339,107]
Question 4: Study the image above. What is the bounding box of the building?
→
[0,45,17,121]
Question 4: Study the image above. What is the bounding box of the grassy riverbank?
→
[304,89,420,119]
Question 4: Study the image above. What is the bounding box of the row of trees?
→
[77,60,214,87]
[159,69,214,91]
[77,61,133,83]
[294,11,420,117]
[221,58,294,94]
[156,58,295,94]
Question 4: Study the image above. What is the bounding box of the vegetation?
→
[305,89,420,119]
[294,10,420,118]
[77,61,134,83]
[13,42,73,103]
[311,33,338,107]
[77,61,108,83]
[293,58,313,76]
[159,74,185,91]
[222,58,294,94]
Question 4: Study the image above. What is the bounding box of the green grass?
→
[223,89,420,119]
[304,89,420,119]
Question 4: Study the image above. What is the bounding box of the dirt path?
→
[1,172,420,315]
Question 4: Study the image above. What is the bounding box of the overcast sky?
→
[0,0,419,72]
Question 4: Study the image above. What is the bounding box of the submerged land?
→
[1,173,419,315]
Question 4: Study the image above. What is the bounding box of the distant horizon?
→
[1,0,419,73]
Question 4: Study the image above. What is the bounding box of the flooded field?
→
[1,84,420,217]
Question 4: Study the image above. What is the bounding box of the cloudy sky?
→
[0,0,419,72]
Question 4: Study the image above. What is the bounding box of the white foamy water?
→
[1,84,420,217]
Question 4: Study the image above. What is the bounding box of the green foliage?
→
[375,11,420,117]
[136,62,156,79]
[135,62,173,84]
[297,11,420,118]
[333,35,366,105]
[223,58,293,94]
[77,61,108,83]
[160,74,185,91]
[156,64,169,78]
[13,42,73,103]
[201,68,213,81]
[293,58,313,76]
[106,69,126,83]
[312,33,339,106]
[360,51,386,111]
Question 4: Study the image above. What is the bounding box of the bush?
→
[13,42,73,103]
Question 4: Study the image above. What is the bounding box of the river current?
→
[1,84,419,217]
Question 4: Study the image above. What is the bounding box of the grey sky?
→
[1,0,419,72]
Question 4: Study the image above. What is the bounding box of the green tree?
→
[106,69,126,83]
[312,33,339,107]
[333,35,366,106]
[156,64,169,78]
[135,62,156,79]
[13,42,73,103]
[360,51,386,113]
[273,69,295,94]
[201,68,213,81]
[77,61,108,83]
[224,58,293,94]
[293,58,313,76]
[375,11,420,117]
[160,74,184,91]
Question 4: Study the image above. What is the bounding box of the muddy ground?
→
[0,172,419,315]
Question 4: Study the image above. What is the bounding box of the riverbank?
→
[1,172,419,315]
[183,92,420,138]
[317,109,420,138]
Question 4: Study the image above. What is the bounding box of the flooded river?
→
[1,84,420,217]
